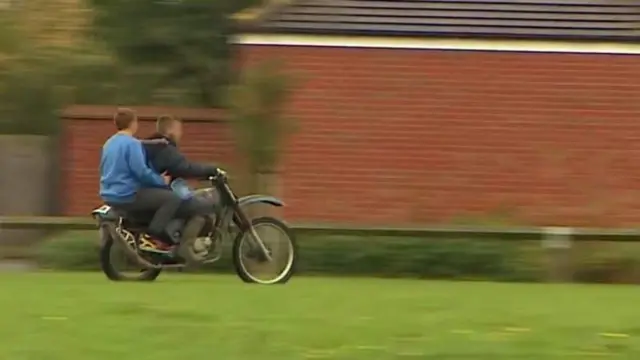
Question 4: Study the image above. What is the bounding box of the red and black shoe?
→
[139,234,174,255]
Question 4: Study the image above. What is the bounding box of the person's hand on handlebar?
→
[209,168,226,180]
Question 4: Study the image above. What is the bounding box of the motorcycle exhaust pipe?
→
[103,224,186,269]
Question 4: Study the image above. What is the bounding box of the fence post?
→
[541,227,573,282]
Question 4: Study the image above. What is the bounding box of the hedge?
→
[32,231,640,283]
[33,231,542,280]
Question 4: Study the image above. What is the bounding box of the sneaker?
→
[139,234,173,254]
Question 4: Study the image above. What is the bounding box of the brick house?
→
[64,1,640,227]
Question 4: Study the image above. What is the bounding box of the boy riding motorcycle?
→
[142,115,222,188]
[141,115,224,253]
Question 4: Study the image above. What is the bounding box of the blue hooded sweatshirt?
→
[99,133,166,203]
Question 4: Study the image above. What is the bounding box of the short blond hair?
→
[156,115,180,134]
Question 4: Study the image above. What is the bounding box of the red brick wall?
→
[63,47,640,227]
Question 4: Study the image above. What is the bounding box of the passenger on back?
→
[99,108,180,252]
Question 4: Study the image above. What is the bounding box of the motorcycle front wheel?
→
[232,217,297,284]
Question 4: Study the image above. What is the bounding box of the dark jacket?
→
[141,133,218,180]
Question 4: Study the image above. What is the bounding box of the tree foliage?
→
[0,1,126,134]
[0,6,83,134]
[226,60,297,188]
[89,0,257,107]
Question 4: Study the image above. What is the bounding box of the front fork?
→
[221,181,273,262]
[233,205,273,262]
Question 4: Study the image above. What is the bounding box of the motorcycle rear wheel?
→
[99,225,162,281]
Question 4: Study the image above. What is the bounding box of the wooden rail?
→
[1,216,639,243]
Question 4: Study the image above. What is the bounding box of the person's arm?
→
[125,139,167,188]
[156,146,218,179]
[140,138,169,146]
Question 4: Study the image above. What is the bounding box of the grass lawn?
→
[0,273,639,359]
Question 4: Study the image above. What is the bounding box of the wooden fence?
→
[2,216,640,243]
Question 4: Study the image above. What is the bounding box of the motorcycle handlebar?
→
[208,172,227,183]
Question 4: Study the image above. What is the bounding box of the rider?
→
[142,115,222,190]
[99,108,181,251]
[141,115,223,247]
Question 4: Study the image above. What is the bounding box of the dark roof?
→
[237,0,640,41]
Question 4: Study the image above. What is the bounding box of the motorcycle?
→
[91,173,297,284]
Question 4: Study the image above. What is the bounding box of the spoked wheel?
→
[99,225,162,281]
[232,217,297,284]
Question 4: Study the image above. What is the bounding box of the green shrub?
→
[36,231,100,270]
[299,236,540,281]
[571,243,640,284]
[33,230,541,281]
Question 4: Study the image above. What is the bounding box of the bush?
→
[299,236,540,281]
[33,230,540,281]
[36,231,100,270]
[571,243,640,284]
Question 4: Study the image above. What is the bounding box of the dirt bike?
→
[91,173,297,284]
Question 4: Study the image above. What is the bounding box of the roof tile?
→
[240,0,640,40]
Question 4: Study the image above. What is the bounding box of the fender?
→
[91,205,120,222]
[238,194,285,208]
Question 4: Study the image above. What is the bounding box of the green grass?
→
[0,273,639,359]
